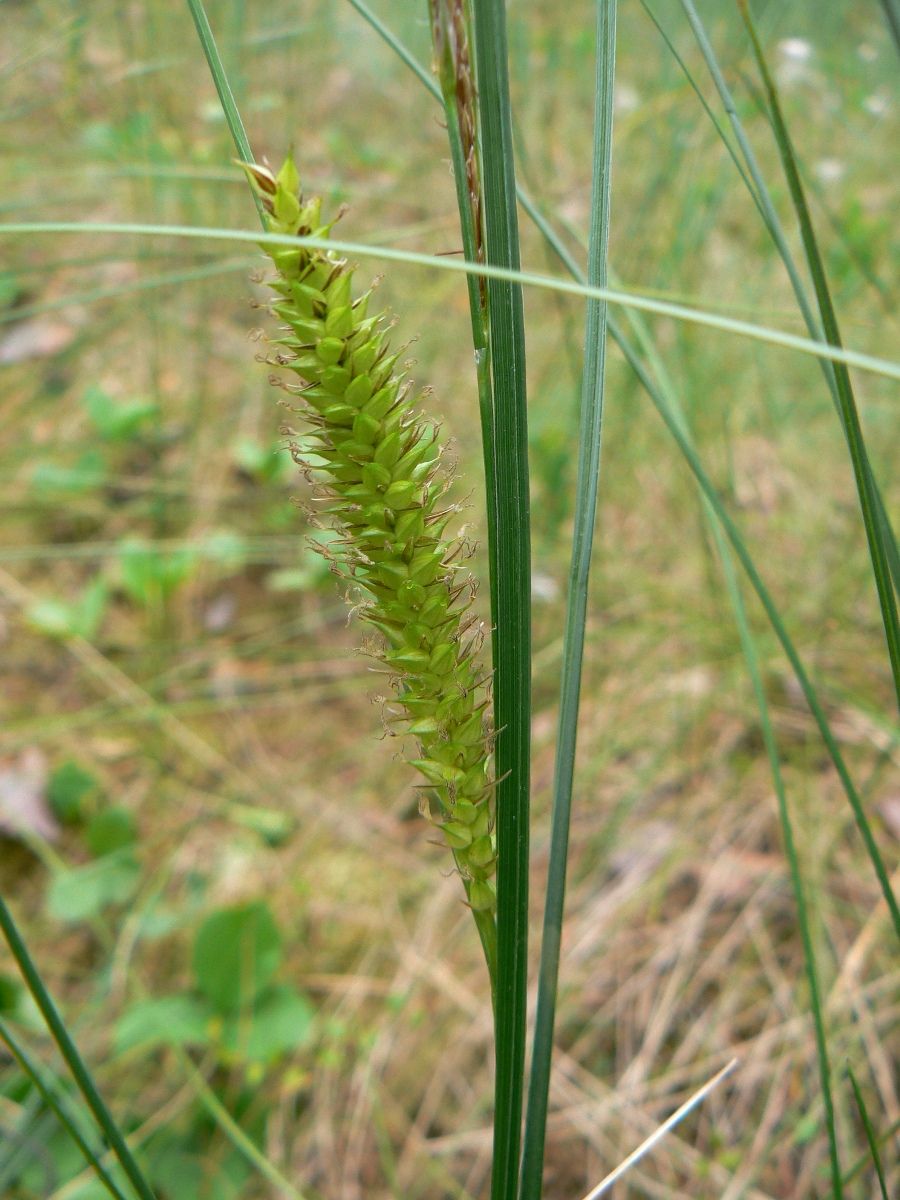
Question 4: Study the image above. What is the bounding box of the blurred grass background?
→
[1,1,898,1197]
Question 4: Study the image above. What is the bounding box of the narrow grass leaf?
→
[879,0,900,56]
[673,0,900,597]
[520,5,616,1198]
[846,1065,890,1200]
[428,0,499,649]
[514,183,900,943]
[737,0,900,709]
[185,0,261,220]
[0,1020,131,1200]
[579,1058,739,1199]
[0,897,157,1200]
[469,2,531,1196]
[5,221,900,382]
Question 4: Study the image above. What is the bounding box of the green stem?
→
[737,0,900,711]
[0,897,157,1200]
[519,5,616,1197]
[469,2,531,1197]
[0,1020,131,1200]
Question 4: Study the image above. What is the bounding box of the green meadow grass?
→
[1,2,898,1198]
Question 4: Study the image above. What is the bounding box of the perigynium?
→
[243,156,497,958]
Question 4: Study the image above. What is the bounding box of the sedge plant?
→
[1,2,899,1199]
[241,155,500,983]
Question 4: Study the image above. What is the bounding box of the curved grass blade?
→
[468,3,531,1196]
[519,5,616,1197]
[0,1020,131,1200]
[0,898,157,1200]
[737,0,900,710]
[846,1065,890,1200]
[5,220,900,382]
[670,0,900,598]
[515,183,900,943]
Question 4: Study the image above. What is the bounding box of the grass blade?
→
[879,0,900,56]
[515,184,900,945]
[846,1065,890,1200]
[579,1058,739,1199]
[519,5,616,1197]
[469,2,531,1196]
[736,0,900,710]
[0,897,157,1200]
[0,1020,131,1200]
[184,0,255,178]
[673,0,900,598]
[428,0,499,656]
[5,219,900,382]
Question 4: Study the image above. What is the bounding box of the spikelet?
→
[243,156,496,916]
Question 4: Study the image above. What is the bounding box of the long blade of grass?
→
[519,5,616,1197]
[879,0,900,56]
[0,1020,131,1200]
[428,0,498,652]
[5,221,900,382]
[469,3,531,1197]
[346,0,440,98]
[612,277,844,1197]
[842,1114,900,1188]
[846,1065,890,1200]
[671,0,900,598]
[184,0,263,222]
[712,538,843,1196]
[736,0,900,710]
[0,1017,132,1200]
[0,898,157,1200]
[507,191,900,942]
[579,1058,739,1199]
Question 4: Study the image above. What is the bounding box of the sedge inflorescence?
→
[245,156,496,916]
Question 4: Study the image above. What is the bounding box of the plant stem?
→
[519,4,616,1196]
[469,2,531,1196]
[0,897,157,1200]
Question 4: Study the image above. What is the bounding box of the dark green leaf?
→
[193,902,282,1014]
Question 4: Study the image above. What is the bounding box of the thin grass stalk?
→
[511,186,900,945]
[878,0,900,56]
[428,0,499,674]
[846,1065,890,1200]
[841,1114,899,1189]
[606,263,845,1196]
[469,2,531,1196]
[5,222,900,381]
[579,1058,738,1199]
[672,0,900,596]
[736,0,900,710]
[519,5,616,1196]
[0,898,157,1200]
[184,0,264,225]
[712,541,843,1196]
[0,1020,131,1200]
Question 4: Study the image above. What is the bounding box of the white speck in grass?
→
[200,99,225,123]
[858,42,878,63]
[776,37,814,86]
[815,158,846,185]
[531,571,559,602]
[864,91,890,118]
[614,83,640,115]
[778,37,813,62]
